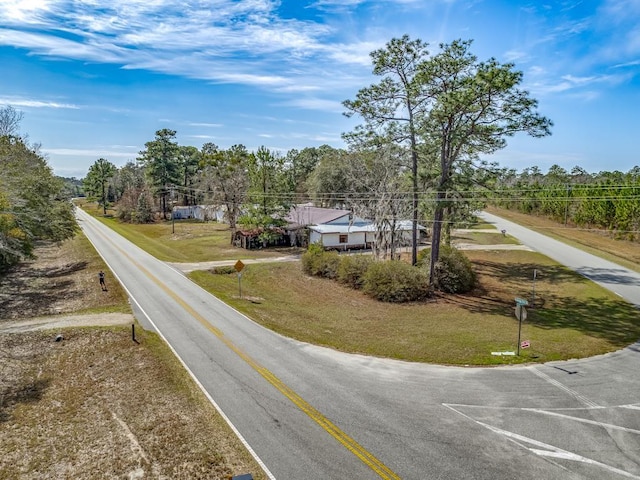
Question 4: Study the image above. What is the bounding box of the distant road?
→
[479,211,640,307]
[78,208,640,479]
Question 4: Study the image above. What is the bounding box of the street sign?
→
[234,260,245,272]
[521,340,531,349]
[515,297,529,306]
[515,305,527,322]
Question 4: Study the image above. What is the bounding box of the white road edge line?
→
[528,366,599,408]
[443,404,640,480]
[78,211,277,480]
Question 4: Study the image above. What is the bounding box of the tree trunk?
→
[429,190,446,285]
[101,182,107,215]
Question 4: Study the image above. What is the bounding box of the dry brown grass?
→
[0,237,265,480]
[0,235,129,319]
[0,328,263,479]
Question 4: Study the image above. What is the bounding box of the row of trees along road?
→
[84,35,553,279]
[0,106,77,272]
[491,165,640,240]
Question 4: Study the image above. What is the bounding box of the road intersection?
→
[78,208,640,479]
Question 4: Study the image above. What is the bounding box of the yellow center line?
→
[99,225,400,479]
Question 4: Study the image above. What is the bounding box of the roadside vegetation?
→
[486,206,640,272]
[80,199,299,262]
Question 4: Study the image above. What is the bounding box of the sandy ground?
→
[0,312,133,333]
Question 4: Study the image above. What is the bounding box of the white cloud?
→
[188,122,223,128]
[0,96,79,109]
[281,97,345,112]
[613,59,640,68]
[528,72,630,96]
[44,147,135,157]
[504,50,528,62]
[0,0,383,96]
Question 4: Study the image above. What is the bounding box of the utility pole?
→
[564,184,571,226]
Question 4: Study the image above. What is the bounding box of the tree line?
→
[0,106,77,272]
[491,165,640,239]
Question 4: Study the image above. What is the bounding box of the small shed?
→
[234,227,287,249]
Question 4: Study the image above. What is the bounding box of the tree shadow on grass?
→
[0,378,51,423]
[442,261,640,346]
[38,261,89,278]
[443,262,584,315]
[527,294,640,346]
[0,259,88,319]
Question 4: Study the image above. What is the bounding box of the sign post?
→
[515,297,529,356]
[234,260,245,298]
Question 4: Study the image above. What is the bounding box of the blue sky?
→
[1,0,639,179]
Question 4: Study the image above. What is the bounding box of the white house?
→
[309,220,426,250]
[284,203,369,246]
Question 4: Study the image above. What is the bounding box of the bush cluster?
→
[302,244,430,302]
[362,261,431,302]
[337,255,374,289]
[421,245,476,293]
[301,243,340,279]
[210,266,236,275]
[301,244,475,301]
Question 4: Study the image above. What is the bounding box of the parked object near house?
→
[171,205,226,222]
[234,227,288,249]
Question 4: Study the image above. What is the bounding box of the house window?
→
[339,234,348,244]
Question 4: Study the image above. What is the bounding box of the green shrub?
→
[301,243,340,279]
[417,247,430,265]
[210,266,236,275]
[337,255,374,289]
[431,246,476,293]
[363,260,430,302]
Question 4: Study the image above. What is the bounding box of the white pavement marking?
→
[444,404,640,480]
[522,408,640,435]
[529,367,600,408]
[621,404,640,411]
[78,213,277,480]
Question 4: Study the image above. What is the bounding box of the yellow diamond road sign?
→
[234,260,245,272]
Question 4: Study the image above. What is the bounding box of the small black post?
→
[517,310,522,356]
[132,324,139,344]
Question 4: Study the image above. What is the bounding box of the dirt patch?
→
[0,237,265,479]
[0,312,133,333]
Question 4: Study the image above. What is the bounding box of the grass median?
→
[79,201,301,263]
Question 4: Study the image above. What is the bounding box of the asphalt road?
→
[77,208,640,479]
[478,211,640,307]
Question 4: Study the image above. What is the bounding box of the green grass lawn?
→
[78,200,640,366]
[452,231,520,245]
[79,202,301,262]
[190,250,640,365]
